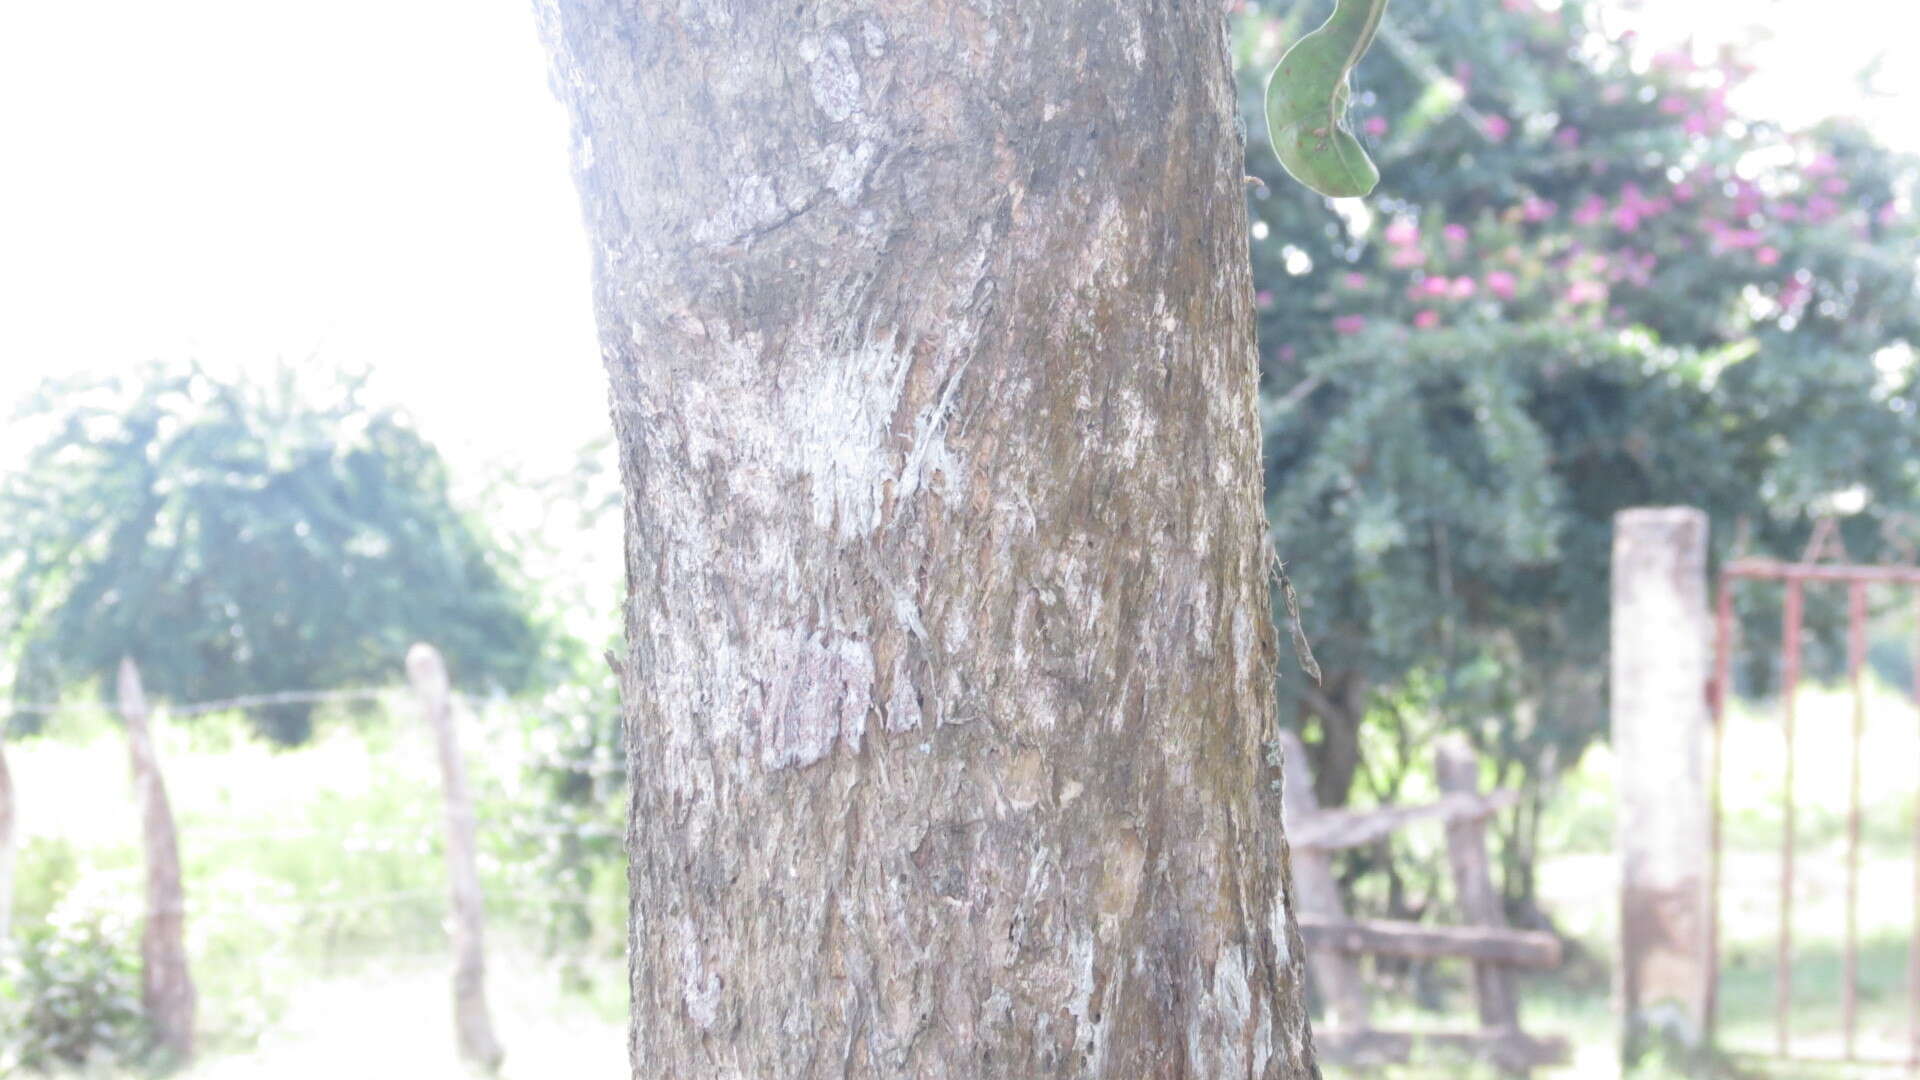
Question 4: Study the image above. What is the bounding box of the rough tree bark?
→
[538,3,1319,1076]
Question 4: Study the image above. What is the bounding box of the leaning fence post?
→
[407,643,505,1074]
[1434,735,1521,1042]
[1275,729,1372,1031]
[1610,507,1713,1063]
[117,658,196,1065]
[0,723,14,944]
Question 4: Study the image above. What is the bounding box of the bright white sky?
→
[1,0,1917,482]
[0,0,600,480]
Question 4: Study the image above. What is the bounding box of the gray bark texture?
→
[537,3,1319,1077]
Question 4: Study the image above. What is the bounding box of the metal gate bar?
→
[1779,576,1801,1057]
[1707,574,1734,1047]
[1846,581,1866,1058]
[1711,556,1920,1067]
[1911,589,1920,1069]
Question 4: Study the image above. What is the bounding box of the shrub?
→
[0,911,149,1074]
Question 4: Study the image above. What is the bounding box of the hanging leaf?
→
[1264,0,1389,197]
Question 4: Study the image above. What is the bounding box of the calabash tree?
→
[0,362,544,743]
[538,2,1320,1076]
[1237,0,1920,916]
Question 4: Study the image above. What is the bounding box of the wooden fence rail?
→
[1279,730,1569,1075]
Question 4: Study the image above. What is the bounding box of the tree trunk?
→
[1300,671,1366,809]
[538,3,1318,1077]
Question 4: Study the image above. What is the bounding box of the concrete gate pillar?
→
[1611,507,1713,1063]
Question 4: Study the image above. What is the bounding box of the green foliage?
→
[10,838,82,935]
[1237,0,1920,911]
[0,361,546,744]
[496,675,625,996]
[0,912,149,1074]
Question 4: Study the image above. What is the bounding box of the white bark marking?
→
[806,35,863,124]
[762,629,876,770]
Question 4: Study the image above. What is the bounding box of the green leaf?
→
[1264,0,1388,198]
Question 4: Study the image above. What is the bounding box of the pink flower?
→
[1652,48,1695,72]
[1343,271,1368,289]
[1673,181,1697,202]
[1256,290,1275,307]
[1333,315,1367,335]
[1779,278,1811,308]
[1388,246,1426,268]
[1413,309,1441,329]
[1659,95,1688,116]
[1806,196,1839,221]
[1521,196,1557,223]
[1775,203,1802,222]
[1821,177,1850,196]
[1501,0,1529,10]
[1684,112,1713,137]
[1807,152,1838,176]
[1572,195,1607,227]
[1278,344,1297,363]
[1482,114,1511,142]
[1705,220,1764,250]
[1554,127,1581,150]
[1449,276,1478,300]
[1878,203,1901,226]
[1755,246,1780,266]
[1419,275,1453,298]
[1384,219,1420,247]
[1565,280,1606,305]
[1443,223,1470,249]
[1485,270,1517,300]
[1364,115,1389,138]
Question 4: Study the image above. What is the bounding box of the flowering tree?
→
[1239,0,1920,916]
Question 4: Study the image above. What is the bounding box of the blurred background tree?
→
[1237,0,1920,924]
[0,362,546,744]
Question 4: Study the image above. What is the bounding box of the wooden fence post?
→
[407,643,505,1074]
[1276,729,1372,1029]
[1434,736,1520,1038]
[1610,507,1712,1062]
[0,725,13,944]
[117,658,195,1065]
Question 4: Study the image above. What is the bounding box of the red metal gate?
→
[1708,535,1920,1068]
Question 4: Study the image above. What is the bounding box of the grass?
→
[4,701,627,1075]
[7,676,1920,1077]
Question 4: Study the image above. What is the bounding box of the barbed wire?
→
[171,817,621,841]
[171,686,404,718]
[515,752,626,777]
[5,684,408,720]
[144,885,620,920]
